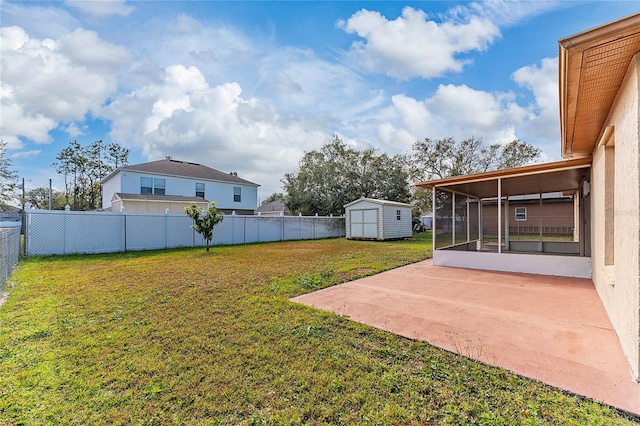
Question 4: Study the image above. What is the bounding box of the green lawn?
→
[0,234,636,425]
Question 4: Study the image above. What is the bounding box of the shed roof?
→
[559,12,640,158]
[102,159,259,186]
[415,158,591,199]
[344,197,411,209]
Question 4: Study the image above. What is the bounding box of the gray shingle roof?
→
[255,200,288,213]
[103,159,259,186]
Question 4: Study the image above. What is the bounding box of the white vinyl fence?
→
[24,208,345,256]
[1,223,21,289]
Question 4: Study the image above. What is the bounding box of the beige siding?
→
[481,200,575,236]
[122,200,209,214]
[591,53,640,380]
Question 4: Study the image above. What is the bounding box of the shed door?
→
[350,209,378,238]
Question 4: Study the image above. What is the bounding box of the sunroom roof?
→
[415,158,591,199]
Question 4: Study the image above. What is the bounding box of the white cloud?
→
[11,149,41,160]
[58,28,134,69]
[66,0,134,17]
[101,64,330,196]
[140,14,258,83]
[511,57,559,143]
[61,123,86,137]
[0,2,81,39]
[339,6,500,79]
[372,54,562,162]
[1,4,567,196]
[0,26,132,146]
[374,84,533,156]
[448,0,565,27]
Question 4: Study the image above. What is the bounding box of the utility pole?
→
[49,179,53,210]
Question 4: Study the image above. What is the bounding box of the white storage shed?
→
[344,198,412,240]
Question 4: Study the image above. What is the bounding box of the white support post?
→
[497,178,502,254]
[452,192,456,246]
[466,197,470,243]
[539,193,543,252]
[478,198,482,250]
[432,188,436,250]
[504,196,509,251]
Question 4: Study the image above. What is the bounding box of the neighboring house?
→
[417,13,640,382]
[101,158,259,215]
[344,198,412,241]
[419,212,433,229]
[481,192,577,239]
[255,200,289,216]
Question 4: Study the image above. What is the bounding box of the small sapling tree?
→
[185,202,224,252]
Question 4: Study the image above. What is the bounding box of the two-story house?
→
[100,158,259,215]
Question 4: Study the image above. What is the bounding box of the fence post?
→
[23,203,31,256]
[165,208,170,249]
[122,207,127,252]
[64,205,70,255]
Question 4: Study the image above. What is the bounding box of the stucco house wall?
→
[591,53,640,380]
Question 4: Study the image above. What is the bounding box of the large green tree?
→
[53,140,130,211]
[25,187,67,210]
[410,137,541,216]
[411,137,541,180]
[282,136,410,216]
[0,140,18,208]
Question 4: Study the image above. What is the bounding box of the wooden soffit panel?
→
[559,13,640,158]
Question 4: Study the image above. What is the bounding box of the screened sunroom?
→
[416,158,592,278]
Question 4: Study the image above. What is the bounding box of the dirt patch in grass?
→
[0,234,636,425]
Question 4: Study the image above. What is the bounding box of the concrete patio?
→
[292,259,640,416]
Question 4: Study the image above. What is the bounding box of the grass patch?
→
[0,233,635,425]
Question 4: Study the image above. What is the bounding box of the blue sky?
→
[2,1,639,201]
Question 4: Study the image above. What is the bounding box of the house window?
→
[195,183,205,198]
[153,178,165,195]
[140,177,152,194]
[605,145,615,266]
[515,207,527,221]
[233,187,241,202]
[140,177,165,195]
[396,210,401,220]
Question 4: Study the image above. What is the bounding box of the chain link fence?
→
[1,224,21,290]
[24,209,346,256]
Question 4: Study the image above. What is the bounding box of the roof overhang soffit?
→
[559,13,640,159]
